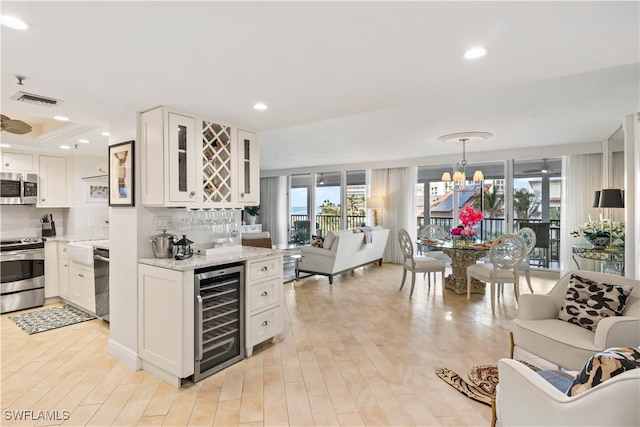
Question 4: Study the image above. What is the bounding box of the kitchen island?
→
[138,246,283,387]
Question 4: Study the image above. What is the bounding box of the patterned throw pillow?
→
[311,235,324,248]
[557,274,632,331]
[567,347,640,396]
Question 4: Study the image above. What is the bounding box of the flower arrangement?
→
[458,205,484,228]
[571,220,624,247]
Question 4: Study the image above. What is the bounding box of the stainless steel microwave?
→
[0,172,38,205]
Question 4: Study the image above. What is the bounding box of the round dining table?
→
[417,240,490,295]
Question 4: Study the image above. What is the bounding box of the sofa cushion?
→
[311,235,324,248]
[322,229,353,250]
[558,274,632,331]
[567,347,640,396]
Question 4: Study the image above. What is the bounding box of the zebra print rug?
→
[436,361,539,406]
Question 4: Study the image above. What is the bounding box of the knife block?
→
[42,221,56,237]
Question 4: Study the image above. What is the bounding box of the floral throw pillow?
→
[311,235,324,248]
[567,347,640,396]
[557,274,632,331]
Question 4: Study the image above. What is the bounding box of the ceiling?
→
[1,1,638,172]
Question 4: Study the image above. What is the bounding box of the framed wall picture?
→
[85,181,108,203]
[109,140,135,206]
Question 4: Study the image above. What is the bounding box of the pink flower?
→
[450,227,463,236]
[459,205,483,228]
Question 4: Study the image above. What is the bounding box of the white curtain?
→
[371,166,416,263]
[612,151,625,223]
[561,153,603,275]
[259,176,288,247]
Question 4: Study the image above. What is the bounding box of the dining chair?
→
[398,228,446,298]
[466,233,526,313]
[419,224,452,279]
[517,227,536,293]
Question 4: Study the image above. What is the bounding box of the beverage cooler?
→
[193,263,244,382]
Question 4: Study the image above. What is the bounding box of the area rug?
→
[435,361,539,406]
[8,305,96,335]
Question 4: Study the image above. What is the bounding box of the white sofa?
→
[495,358,640,426]
[511,270,640,371]
[297,227,390,284]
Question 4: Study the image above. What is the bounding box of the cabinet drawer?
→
[249,278,282,313]
[248,257,281,282]
[249,307,282,345]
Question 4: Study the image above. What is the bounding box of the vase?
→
[584,234,609,250]
[246,214,257,225]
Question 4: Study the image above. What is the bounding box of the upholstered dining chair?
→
[419,224,452,279]
[466,233,526,313]
[398,228,446,298]
[517,227,536,293]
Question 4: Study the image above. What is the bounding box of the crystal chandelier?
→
[438,132,492,191]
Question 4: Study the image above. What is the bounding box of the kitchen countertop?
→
[139,246,282,271]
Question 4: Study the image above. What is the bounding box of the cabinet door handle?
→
[261,320,271,326]
[240,192,245,197]
[261,266,268,271]
[4,163,9,167]
[190,191,195,197]
[261,291,269,296]
[41,198,45,202]
[78,273,84,278]
[64,263,68,267]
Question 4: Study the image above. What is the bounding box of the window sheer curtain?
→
[371,167,417,263]
[259,176,288,247]
[561,153,603,275]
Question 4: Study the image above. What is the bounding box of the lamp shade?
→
[366,196,384,209]
[598,189,624,208]
[452,171,464,182]
[473,170,484,182]
[441,172,452,182]
[592,190,601,208]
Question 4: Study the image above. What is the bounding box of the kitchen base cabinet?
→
[69,261,95,313]
[58,243,70,300]
[137,264,194,388]
[245,255,283,357]
[44,241,59,299]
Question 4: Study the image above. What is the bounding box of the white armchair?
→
[494,358,640,426]
[511,270,640,370]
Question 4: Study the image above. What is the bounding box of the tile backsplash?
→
[0,205,108,240]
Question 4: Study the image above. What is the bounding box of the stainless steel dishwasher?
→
[93,247,109,321]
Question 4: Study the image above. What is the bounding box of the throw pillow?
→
[557,274,632,331]
[311,235,324,248]
[567,347,640,396]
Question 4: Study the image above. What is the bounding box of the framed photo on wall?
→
[109,140,135,207]
[85,181,108,203]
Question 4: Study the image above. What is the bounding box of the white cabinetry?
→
[58,243,70,299]
[139,106,259,208]
[69,261,95,313]
[237,129,259,205]
[1,152,33,172]
[245,255,283,357]
[44,241,59,299]
[38,155,68,207]
[138,264,194,387]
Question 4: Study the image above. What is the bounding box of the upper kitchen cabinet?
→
[237,129,259,205]
[38,155,68,207]
[1,152,33,172]
[140,107,197,206]
[139,106,259,208]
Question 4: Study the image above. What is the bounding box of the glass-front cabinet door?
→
[168,113,197,203]
[237,129,259,204]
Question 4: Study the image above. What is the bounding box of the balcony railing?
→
[290,214,366,239]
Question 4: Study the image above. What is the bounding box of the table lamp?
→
[598,188,624,249]
[367,196,384,226]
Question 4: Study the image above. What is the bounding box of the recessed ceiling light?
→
[54,115,70,121]
[0,15,28,30]
[0,143,11,148]
[463,47,487,60]
[253,103,268,110]
[78,139,90,143]
[101,132,110,136]
[60,145,71,150]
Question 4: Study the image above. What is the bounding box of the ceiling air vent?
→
[10,91,63,107]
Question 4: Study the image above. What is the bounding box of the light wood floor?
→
[1,264,559,427]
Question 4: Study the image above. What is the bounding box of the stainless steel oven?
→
[1,238,45,313]
[0,172,38,205]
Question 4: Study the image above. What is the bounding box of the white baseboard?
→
[107,339,141,371]
[140,360,183,388]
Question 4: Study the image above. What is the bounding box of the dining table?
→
[417,239,491,295]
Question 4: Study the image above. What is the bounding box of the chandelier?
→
[438,132,492,191]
